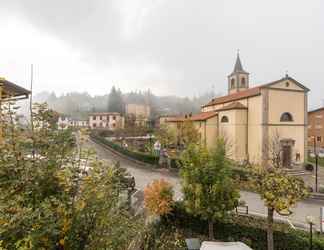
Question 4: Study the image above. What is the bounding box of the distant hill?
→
[31,89,219,120]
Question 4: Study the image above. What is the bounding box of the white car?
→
[200,242,252,250]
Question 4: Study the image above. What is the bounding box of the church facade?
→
[166,54,309,167]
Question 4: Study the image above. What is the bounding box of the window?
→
[113,116,116,121]
[241,77,246,87]
[221,116,229,123]
[99,116,102,120]
[317,136,322,142]
[93,123,96,127]
[92,116,96,120]
[280,112,293,122]
[230,78,235,89]
[285,82,290,87]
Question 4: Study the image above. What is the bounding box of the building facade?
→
[308,107,324,149]
[165,54,309,167]
[89,112,124,130]
[126,103,151,127]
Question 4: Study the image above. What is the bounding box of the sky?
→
[0,0,323,108]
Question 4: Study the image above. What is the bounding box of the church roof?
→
[166,111,217,122]
[203,86,261,108]
[216,102,247,111]
[203,76,309,108]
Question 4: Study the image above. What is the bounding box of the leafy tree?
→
[180,139,240,239]
[251,167,308,250]
[179,120,200,146]
[144,179,174,216]
[108,86,125,114]
[0,102,142,249]
[154,124,177,148]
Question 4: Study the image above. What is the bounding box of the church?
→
[165,54,309,167]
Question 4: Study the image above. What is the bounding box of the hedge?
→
[160,202,324,250]
[91,133,159,165]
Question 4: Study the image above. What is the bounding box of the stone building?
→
[88,112,124,130]
[165,54,309,167]
[308,107,324,149]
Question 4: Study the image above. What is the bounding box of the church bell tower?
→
[228,52,249,94]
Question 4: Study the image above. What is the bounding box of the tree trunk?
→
[208,220,214,240]
[267,207,274,250]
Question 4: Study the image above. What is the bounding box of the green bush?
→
[91,133,159,165]
[160,202,324,250]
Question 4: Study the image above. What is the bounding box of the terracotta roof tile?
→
[216,102,247,111]
[167,111,217,122]
[203,86,261,107]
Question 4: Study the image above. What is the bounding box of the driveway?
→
[87,139,324,229]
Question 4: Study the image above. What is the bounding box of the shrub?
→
[319,186,324,194]
[304,163,314,171]
[144,179,174,216]
[159,202,324,250]
[91,133,159,165]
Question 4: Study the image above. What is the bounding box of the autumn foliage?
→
[144,179,174,216]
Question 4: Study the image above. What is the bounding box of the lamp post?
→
[313,136,319,192]
[306,215,315,250]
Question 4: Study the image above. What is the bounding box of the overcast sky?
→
[0,0,323,108]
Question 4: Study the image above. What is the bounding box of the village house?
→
[165,54,309,167]
[89,112,124,130]
[308,107,324,150]
[126,103,151,127]
[57,115,89,129]
[0,77,30,140]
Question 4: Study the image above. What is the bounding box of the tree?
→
[154,124,177,148]
[144,179,174,216]
[180,139,240,239]
[251,166,308,250]
[179,120,200,146]
[108,86,125,114]
[0,102,143,249]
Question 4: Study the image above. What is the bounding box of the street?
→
[87,138,324,229]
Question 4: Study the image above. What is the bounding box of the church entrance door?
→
[282,145,292,168]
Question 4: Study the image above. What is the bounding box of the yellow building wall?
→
[267,88,306,163]
[247,96,262,164]
[268,89,305,124]
[205,116,218,149]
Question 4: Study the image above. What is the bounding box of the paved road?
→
[87,139,324,229]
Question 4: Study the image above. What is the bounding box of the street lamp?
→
[313,136,319,192]
[306,215,315,250]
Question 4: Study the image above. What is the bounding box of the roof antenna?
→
[285,70,289,78]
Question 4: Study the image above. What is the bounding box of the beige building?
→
[126,103,151,127]
[89,112,124,130]
[165,54,309,167]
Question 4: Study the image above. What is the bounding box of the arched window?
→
[221,116,229,123]
[241,77,246,87]
[280,112,293,122]
[230,78,235,89]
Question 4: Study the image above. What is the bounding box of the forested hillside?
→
[33,87,218,119]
